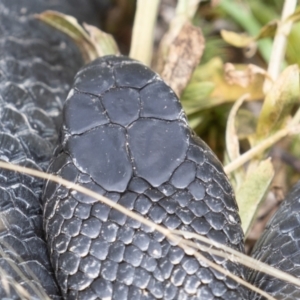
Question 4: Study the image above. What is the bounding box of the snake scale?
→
[0,1,300,300]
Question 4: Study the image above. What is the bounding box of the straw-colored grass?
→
[0,161,299,299]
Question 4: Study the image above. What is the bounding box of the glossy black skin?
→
[0,0,101,299]
[248,182,300,300]
[43,56,247,300]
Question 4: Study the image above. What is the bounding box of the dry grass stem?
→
[188,247,276,300]
[224,123,300,174]
[174,230,300,289]
[225,93,249,187]
[263,0,297,92]
[129,0,160,65]
[0,273,29,300]
[0,162,299,298]
[291,107,300,125]
[0,245,50,300]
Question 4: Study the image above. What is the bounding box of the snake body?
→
[247,182,300,300]
[43,56,247,299]
[1,1,300,300]
[0,0,100,298]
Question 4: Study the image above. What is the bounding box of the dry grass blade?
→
[83,23,120,56]
[155,0,201,72]
[160,21,205,97]
[174,239,277,300]
[0,245,51,300]
[181,58,265,114]
[256,65,299,141]
[168,240,277,299]
[0,162,298,299]
[225,94,249,188]
[36,11,120,62]
[0,268,10,297]
[129,0,160,65]
[263,0,297,93]
[224,123,300,174]
[0,270,29,300]
[291,107,300,126]
[220,20,278,49]
[220,30,253,48]
[35,10,98,63]
[172,229,300,290]
[224,64,272,88]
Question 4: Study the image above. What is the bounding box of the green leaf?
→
[182,81,215,107]
[256,65,300,140]
[220,30,253,48]
[284,6,300,23]
[35,11,119,63]
[236,159,274,236]
[183,58,264,108]
[218,0,273,62]
[235,108,257,140]
[182,96,228,115]
[188,115,203,130]
[287,23,300,66]
[221,21,278,49]
[35,10,98,63]
[83,24,119,56]
[255,20,278,39]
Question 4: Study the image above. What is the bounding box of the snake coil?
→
[248,182,300,300]
[0,0,100,298]
[1,1,300,299]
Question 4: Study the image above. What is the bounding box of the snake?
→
[0,1,299,300]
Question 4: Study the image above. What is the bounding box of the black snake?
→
[0,1,299,300]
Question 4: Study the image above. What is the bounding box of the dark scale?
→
[43,56,247,299]
[0,0,105,299]
[248,182,300,299]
